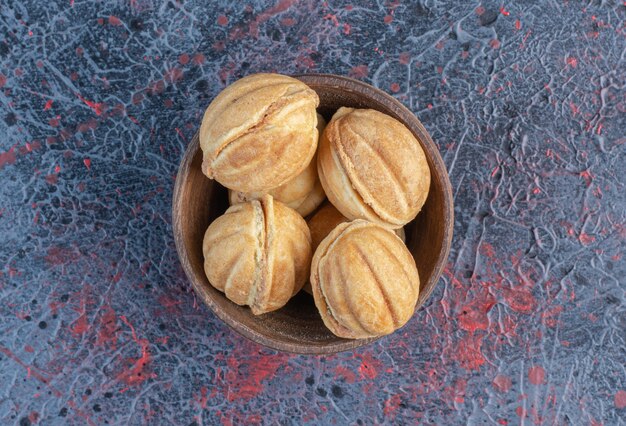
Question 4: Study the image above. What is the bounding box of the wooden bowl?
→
[172,74,453,354]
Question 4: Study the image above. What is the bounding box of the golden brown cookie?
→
[307,202,350,253]
[317,107,430,228]
[229,114,327,216]
[310,220,420,338]
[200,73,319,193]
[302,202,406,295]
[202,195,312,315]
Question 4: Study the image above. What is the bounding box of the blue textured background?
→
[1,1,625,425]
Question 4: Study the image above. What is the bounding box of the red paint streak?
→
[528,365,545,385]
[132,92,144,105]
[324,13,339,27]
[245,414,262,424]
[541,305,563,328]
[83,158,91,170]
[117,316,155,386]
[515,19,521,30]
[357,353,382,379]
[0,345,62,397]
[499,6,510,16]
[390,82,400,93]
[348,65,368,79]
[399,52,410,64]
[298,54,315,69]
[490,39,501,49]
[516,406,526,418]
[452,334,486,371]
[164,67,184,84]
[502,287,536,313]
[120,315,138,340]
[383,15,393,24]
[174,127,187,142]
[458,288,496,333]
[480,242,496,258]
[334,365,356,383]
[615,390,626,409]
[24,345,34,353]
[77,118,98,133]
[493,374,512,392]
[194,386,209,409]
[28,412,39,424]
[193,53,205,65]
[580,169,592,186]
[225,352,290,401]
[221,414,233,426]
[566,56,578,68]
[475,6,485,15]
[21,140,40,153]
[450,378,467,403]
[0,146,17,169]
[95,305,118,349]
[45,246,79,265]
[248,0,296,38]
[179,53,189,65]
[155,336,169,345]
[158,294,182,314]
[217,15,229,26]
[109,15,122,26]
[383,394,402,417]
[44,99,53,110]
[77,94,105,115]
[71,313,89,335]
[519,30,532,49]
[343,23,351,34]
[0,74,6,88]
[579,232,595,245]
[569,101,579,115]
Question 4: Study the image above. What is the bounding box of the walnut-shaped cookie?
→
[200,73,319,193]
[203,195,312,315]
[317,107,430,228]
[229,114,327,217]
[310,220,420,338]
[302,202,406,296]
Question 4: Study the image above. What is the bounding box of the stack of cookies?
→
[199,73,431,339]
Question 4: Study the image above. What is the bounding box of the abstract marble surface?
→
[0,0,624,424]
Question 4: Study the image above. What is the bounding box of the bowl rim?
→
[172,73,454,354]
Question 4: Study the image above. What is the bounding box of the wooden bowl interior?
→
[173,75,453,354]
